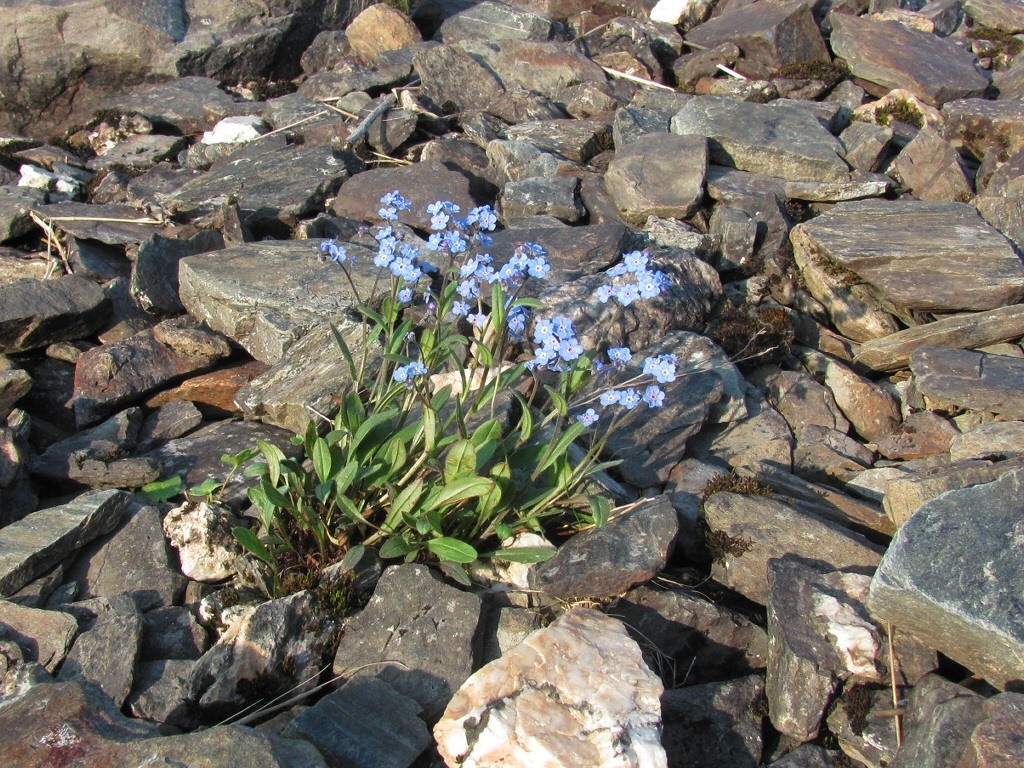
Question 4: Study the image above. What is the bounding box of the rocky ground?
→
[2,0,1024,766]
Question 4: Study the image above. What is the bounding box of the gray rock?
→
[0,600,78,672]
[131,230,225,315]
[438,1,554,43]
[486,139,576,183]
[910,345,1024,419]
[751,367,850,435]
[943,98,1024,163]
[703,491,883,605]
[613,91,695,147]
[0,678,328,767]
[413,43,507,113]
[604,133,707,225]
[58,594,142,709]
[684,0,829,79]
[869,466,1024,689]
[769,744,838,767]
[487,222,629,285]
[964,0,1024,32]
[72,316,232,427]
[671,96,850,182]
[66,502,186,611]
[840,121,896,173]
[498,176,584,223]
[179,240,392,365]
[890,127,974,201]
[794,425,874,484]
[830,13,989,107]
[87,134,186,172]
[0,187,47,243]
[854,304,1024,372]
[531,495,679,600]
[875,410,960,461]
[126,658,197,729]
[285,677,431,768]
[141,606,207,662]
[0,275,108,354]
[791,200,1024,314]
[0,424,36,527]
[332,563,481,722]
[137,399,203,451]
[164,140,360,231]
[956,691,1024,767]
[0,489,129,597]
[611,584,768,686]
[464,38,607,102]
[950,421,1024,461]
[826,683,899,768]
[503,119,611,165]
[710,206,756,272]
[32,201,161,245]
[661,674,764,768]
[890,673,986,768]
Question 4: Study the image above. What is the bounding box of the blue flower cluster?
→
[319,239,350,264]
[576,352,677,425]
[596,250,672,307]
[529,315,584,371]
[393,361,428,384]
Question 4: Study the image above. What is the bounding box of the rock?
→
[189,587,336,711]
[766,559,883,741]
[434,608,667,768]
[604,133,707,225]
[412,44,507,113]
[0,600,78,672]
[944,98,1024,162]
[702,491,883,605]
[466,39,608,102]
[162,501,242,583]
[611,585,768,686]
[890,127,974,201]
[791,200,1024,314]
[950,421,1024,461]
[87,134,186,172]
[875,410,959,461]
[66,501,186,611]
[140,606,207,662]
[910,345,1024,419]
[0,678,328,767]
[958,692,1024,767]
[869,466,1024,689]
[964,0,1024,32]
[840,121,896,173]
[346,3,421,63]
[0,187,47,243]
[438,1,555,43]
[661,674,764,768]
[131,231,225,315]
[769,745,838,767]
[498,176,585,223]
[794,424,874,484]
[504,119,611,165]
[854,304,1024,372]
[830,13,989,107]
[751,368,850,435]
[126,658,197,729]
[890,673,987,768]
[146,359,268,417]
[72,316,232,427]
[137,399,203,450]
[284,677,431,768]
[690,390,794,471]
[0,357,32,420]
[671,96,850,182]
[0,275,109,354]
[684,1,829,80]
[826,683,899,768]
[0,489,129,597]
[531,495,679,600]
[32,201,161,244]
[57,593,141,709]
[333,563,481,722]
[163,140,360,232]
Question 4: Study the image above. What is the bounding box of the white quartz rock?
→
[162,500,241,582]
[19,164,57,190]
[434,608,667,768]
[650,0,714,26]
[201,115,267,145]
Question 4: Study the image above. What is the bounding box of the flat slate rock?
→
[0,275,108,354]
[671,96,849,182]
[830,13,989,107]
[114,77,245,135]
[869,467,1024,690]
[179,241,383,364]
[791,200,1024,312]
[604,132,707,225]
[910,345,1024,419]
[31,202,161,245]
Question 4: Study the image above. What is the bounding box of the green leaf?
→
[351,409,399,456]
[140,475,185,502]
[358,304,388,330]
[330,323,358,379]
[445,439,478,483]
[233,526,275,566]
[483,546,556,564]
[312,437,333,484]
[261,478,293,511]
[222,448,259,471]
[425,475,495,512]
[537,421,587,476]
[334,460,359,497]
[439,561,471,586]
[257,440,286,486]
[384,478,424,531]
[490,281,507,330]
[341,544,366,572]
[379,535,414,559]
[426,537,478,563]
[587,495,612,528]
[422,407,438,452]
[188,477,223,499]
[384,434,408,476]
[544,386,569,418]
[494,522,513,541]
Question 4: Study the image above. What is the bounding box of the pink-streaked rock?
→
[434,608,666,768]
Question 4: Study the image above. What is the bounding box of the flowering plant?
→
[233,192,676,593]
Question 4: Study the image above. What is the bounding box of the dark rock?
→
[910,345,1024,419]
[284,677,431,768]
[611,584,768,686]
[840,121,896,173]
[465,38,607,102]
[751,368,850,435]
[141,606,208,662]
[672,96,849,182]
[71,317,232,427]
[661,674,765,768]
[137,399,203,451]
[0,489,129,597]
[131,231,225,315]
[685,0,829,79]
[413,44,507,113]
[332,563,481,722]
[87,134,187,173]
[964,0,1024,32]
[891,673,986,768]
[0,421,37,527]
[0,600,77,672]
[794,424,874,484]
[498,176,584,223]
[0,275,108,354]
[438,1,555,43]
[503,119,612,165]
[830,13,989,107]
[32,202,161,245]
[869,466,1024,689]
[944,98,1024,163]
[0,187,47,244]
[57,593,142,709]
[826,683,899,768]
[531,495,679,600]
[890,127,974,201]
[126,658,197,729]
[66,501,186,611]
[769,744,839,767]
[604,133,707,225]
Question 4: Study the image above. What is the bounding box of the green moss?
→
[874,98,925,129]
[842,683,873,736]
[810,249,862,287]
[705,528,754,566]
[773,59,849,87]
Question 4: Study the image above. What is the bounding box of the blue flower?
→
[320,240,347,263]
[607,347,631,366]
[613,284,641,306]
[619,388,641,410]
[467,312,489,328]
[532,346,555,369]
[469,205,498,231]
[507,307,528,337]
[599,390,621,406]
[637,269,667,299]
[551,317,574,338]
[451,300,471,316]
[443,230,467,254]
[623,250,649,272]
[430,211,450,230]
[457,278,479,299]
[380,191,412,211]
[558,338,584,362]
[393,361,427,384]
[527,257,550,279]
[577,408,599,426]
[643,354,677,384]
[378,206,399,221]
[398,287,414,303]
[596,285,614,303]
[476,233,494,247]
[643,385,665,408]
[533,318,555,345]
